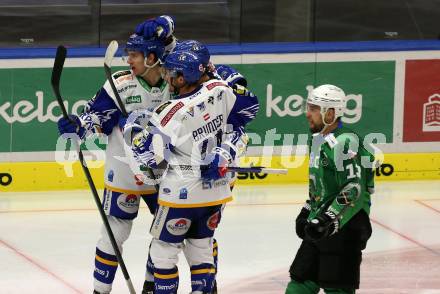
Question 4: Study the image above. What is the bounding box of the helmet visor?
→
[160,67,179,80]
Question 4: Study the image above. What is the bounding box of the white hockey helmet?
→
[307,84,346,122]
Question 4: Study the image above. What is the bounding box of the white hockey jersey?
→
[81,70,171,194]
[137,79,258,207]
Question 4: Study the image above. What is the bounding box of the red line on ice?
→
[0,239,83,293]
[370,218,440,256]
[414,199,440,215]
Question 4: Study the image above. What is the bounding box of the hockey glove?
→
[201,147,233,181]
[295,200,311,239]
[216,64,247,87]
[57,114,86,139]
[135,15,175,40]
[304,211,339,241]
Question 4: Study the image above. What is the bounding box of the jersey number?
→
[199,130,223,160]
[347,163,361,179]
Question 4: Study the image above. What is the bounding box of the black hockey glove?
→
[304,211,339,241]
[295,200,311,239]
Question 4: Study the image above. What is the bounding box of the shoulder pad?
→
[205,80,228,91]
[160,101,184,127]
[112,70,131,80]
[155,101,173,115]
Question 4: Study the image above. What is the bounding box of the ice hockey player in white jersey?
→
[57,33,172,294]
[128,49,258,293]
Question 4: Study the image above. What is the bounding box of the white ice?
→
[1,180,440,293]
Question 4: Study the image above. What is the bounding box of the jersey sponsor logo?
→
[213,178,229,187]
[134,174,144,185]
[161,101,184,126]
[117,194,139,213]
[187,106,195,117]
[103,189,112,213]
[166,218,191,236]
[203,113,210,121]
[117,84,136,94]
[196,102,206,112]
[202,181,212,189]
[107,170,114,182]
[114,74,134,85]
[216,90,224,101]
[207,211,220,230]
[126,95,142,104]
[155,101,172,114]
[206,81,225,90]
[192,114,224,142]
[179,188,188,199]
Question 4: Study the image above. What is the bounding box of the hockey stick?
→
[104,40,160,192]
[168,165,288,175]
[51,45,136,294]
[226,166,288,174]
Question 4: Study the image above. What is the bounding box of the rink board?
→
[1,153,440,192]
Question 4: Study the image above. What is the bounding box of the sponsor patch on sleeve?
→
[112,70,131,80]
[160,101,184,126]
[206,81,226,90]
[155,101,172,114]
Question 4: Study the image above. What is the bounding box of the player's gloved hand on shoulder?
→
[201,147,233,181]
[135,15,175,40]
[304,210,339,241]
[295,200,311,239]
[216,64,247,87]
[57,114,86,139]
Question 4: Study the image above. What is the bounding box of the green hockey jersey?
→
[307,125,375,228]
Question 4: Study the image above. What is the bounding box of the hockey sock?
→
[190,263,216,293]
[154,267,179,294]
[94,248,118,285]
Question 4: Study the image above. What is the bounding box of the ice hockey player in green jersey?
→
[286,84,375,294]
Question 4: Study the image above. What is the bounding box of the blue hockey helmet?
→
[216,64,247,87]
[125,34,165,62]
[163,51,204,84]
[174,40,210,67]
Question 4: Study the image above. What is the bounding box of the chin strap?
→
[140,59,160,77]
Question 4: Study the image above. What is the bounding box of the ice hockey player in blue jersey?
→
[57,33,172,294]
[128,48,258,293]
[134,17,259,292]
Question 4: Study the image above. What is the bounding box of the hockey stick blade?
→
[104,40,128,117]
[51,45,69,119]
[104,40,118,68]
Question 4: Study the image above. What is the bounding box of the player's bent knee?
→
[184,237,214,266]
[97,216,133,253]
[150,238,182,269]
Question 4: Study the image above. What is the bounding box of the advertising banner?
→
[236,61,395,146]
[403,59,440,142]
[0,61,395,152]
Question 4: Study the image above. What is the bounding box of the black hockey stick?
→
[51,45,136,294]
[104,40,159,192]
